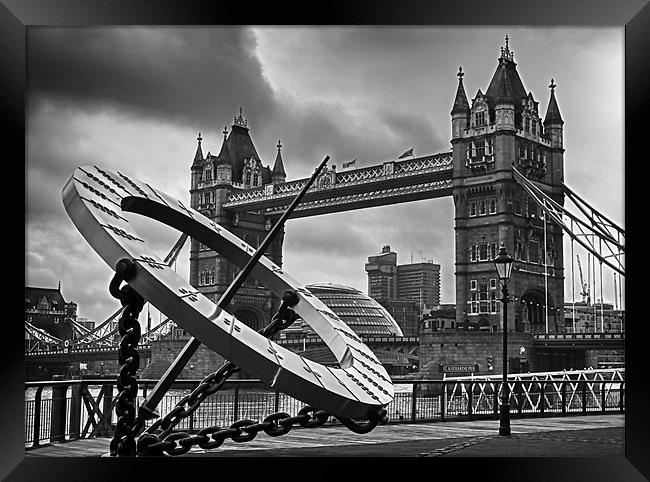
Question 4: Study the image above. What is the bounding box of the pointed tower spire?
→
[451,66,470,115]
[272,139,286,184]
[233,106,248,129]
[192,132,204,167]
[499,34,514,62]
[544,78,564,125]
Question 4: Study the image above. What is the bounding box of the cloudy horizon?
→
[25,26,624,327]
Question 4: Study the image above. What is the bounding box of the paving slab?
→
[25,414,624,458]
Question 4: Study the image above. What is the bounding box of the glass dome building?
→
[281,283,410,374]
[303,283,404,337]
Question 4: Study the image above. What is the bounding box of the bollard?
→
[50,380,68,443]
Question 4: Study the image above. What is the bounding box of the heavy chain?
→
[108,258,145,456]
[135,291,388,456]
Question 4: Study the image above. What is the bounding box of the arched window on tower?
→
[253,172,259,187]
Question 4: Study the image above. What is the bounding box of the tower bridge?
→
[222,152,453,217]
[189,36,623,337]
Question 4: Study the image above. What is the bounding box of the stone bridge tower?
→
[451,37,565,334]
[189,108,287,330]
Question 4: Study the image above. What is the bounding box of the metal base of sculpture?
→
[62,166,394,427]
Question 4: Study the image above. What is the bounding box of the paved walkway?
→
[25,414,624,457]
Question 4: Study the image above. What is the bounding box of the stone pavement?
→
[25,414,624,457]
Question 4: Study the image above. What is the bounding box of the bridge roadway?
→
[23,332,624,363]
[24,414,624,458]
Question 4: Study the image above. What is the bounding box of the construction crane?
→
[576,255,591,305]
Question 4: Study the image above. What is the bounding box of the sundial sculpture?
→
[62,160,393,454]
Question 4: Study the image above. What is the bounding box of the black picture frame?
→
[6,0,647,479]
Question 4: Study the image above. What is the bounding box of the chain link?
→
[108,259,145,456]
[134,290,388,456]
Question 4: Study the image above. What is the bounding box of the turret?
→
[494,65,515,131]
[543,78,564,149]
[272,139,287,184]
[451,66,470,139]
[190,132,204,189]
[215,126,232,184]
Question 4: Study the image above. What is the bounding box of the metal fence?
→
[25,377,625,448]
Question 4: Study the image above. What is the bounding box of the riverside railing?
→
[25,377,625,448]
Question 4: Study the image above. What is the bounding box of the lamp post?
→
[493,243,514,436]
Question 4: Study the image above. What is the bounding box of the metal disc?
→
[62,166,393,419]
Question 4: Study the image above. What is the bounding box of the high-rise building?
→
[365,246,441,335]
[397,261,441,310]
[364,245,398,300]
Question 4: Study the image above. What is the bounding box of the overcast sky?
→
[25,26,624,326]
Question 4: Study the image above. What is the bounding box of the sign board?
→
[393,384,414,394]
[440,363,479,374]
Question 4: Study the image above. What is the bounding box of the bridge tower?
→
[189,108,285,330]
[451,36,565,333]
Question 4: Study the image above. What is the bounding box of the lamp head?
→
[493,243,514,283]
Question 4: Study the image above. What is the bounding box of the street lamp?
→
[493,243,514,436]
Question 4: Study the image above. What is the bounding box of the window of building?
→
[532,120,537,136]
[486,138,494,155]
[470,293,478,314]
[245,171,251,186]
[525,117,530,133]
[479,200,486,215]
[529,241,539,263]
[490,292,498,313]
[253,173,259,186]
[475,111,486,127]
[527,198,537,218]
[479,242,489,261]
[490,243,497,261]
[469,201,476,217]
[490,278,497,289]
[514,200,522,215]
[489,198,496,214]
[470,280,477,291]
[470,245,477,262]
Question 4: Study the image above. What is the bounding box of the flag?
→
[341,158,357,170]
[398,148,414,159]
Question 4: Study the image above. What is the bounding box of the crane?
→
[576,255,590,305]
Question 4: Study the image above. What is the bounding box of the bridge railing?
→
[25,375,625,448]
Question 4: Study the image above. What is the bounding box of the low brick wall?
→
[140,337,230,379]
[418,330,535,377]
